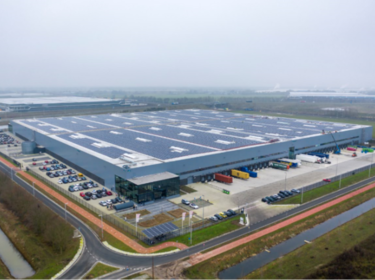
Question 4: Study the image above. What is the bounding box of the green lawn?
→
[83,262,119,279]
[277,166,375,204]
[246,205,375,279]
[0,259,11,279]
[167,214,245,246]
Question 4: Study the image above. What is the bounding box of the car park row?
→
[261,188,301,203]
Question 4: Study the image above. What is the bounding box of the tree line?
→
[0,174,73,254]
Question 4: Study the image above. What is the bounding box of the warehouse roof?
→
[14,109,364,164]
[0,96,119,105]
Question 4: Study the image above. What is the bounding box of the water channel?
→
[219,198,375,279]
[0,228,35,278]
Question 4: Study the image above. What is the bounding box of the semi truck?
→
[269,161,290,170]
[239,167,258,178]
[214,173,233,184]
[231,170,250,179]
[278,158,301,167]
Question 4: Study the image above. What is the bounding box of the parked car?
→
[32,158,37,161]
[32,162,36,165]
[83,196,90,201]
[189,203,199,209]
[261,197,268,202]
[99,201,107,206]
[39,167,44,171]
[210,216,218,222]
[323,178,331,182]
[224,211,232,217]
[214,214,223,220]
[182,199,190,205]
[285,190,293,196]
[227,209,236,216]
[79,192,85,197]
[106,190,112,196]
[219,212,227,218]
[278,192,286,198]
[291,188,301,194]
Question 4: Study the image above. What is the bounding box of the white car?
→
[58,180,62,184]
[106,199,112,205]
[189,203,199,209]
[99,201,107,206]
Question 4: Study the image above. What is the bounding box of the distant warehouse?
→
[0,96,128,112]
[10,109,372,204]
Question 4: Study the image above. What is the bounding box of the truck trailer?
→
[269,161,290,170]
[214,173,233,184]
[278,158,301,167]
[240,167,258,178]
[296,154,320,163]
[231,170,250,179]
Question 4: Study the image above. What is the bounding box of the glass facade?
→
[115,175,180,204]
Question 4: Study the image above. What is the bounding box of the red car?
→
[79,192,85,197]
[106,190,112,196]
[32,162,36,166]
[45,160,49,163]
[323,179,331,182]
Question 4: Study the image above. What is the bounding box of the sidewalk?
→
[189,181,375,265]
[0,157,188,253]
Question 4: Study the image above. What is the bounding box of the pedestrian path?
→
[189,181,375,265]
[0,157,188,253]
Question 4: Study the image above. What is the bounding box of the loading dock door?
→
[187,176,193,184]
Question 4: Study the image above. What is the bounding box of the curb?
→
[52,236,85,279]
[103,241,180,256]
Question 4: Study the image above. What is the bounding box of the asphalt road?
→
[1,162,374,279]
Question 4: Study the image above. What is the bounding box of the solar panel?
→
[142,222,179,238]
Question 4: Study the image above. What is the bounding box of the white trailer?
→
[296,154,320,163]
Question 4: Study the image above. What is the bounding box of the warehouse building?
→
[0,96,125,112]
[10,109,372,204]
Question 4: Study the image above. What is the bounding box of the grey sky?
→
[0,0,374,88]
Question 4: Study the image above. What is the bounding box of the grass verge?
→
[246,205,375,279]
[183,184,375,279]
[0,154,18,167]
[83,262,119,279]
[167,214,245,247]
[0,258,11,279]
[138,213,173,227]
[17,173,138,253]
[277,166,375,204]
[0,203,79,279]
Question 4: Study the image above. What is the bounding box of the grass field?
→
[277,166,375,204]
[138,213,174,227]
[122,209,150,220]
[83,262,119,279]
[246,205,375,279]
[168,208,189,218]
[180,185,197,193]
[167,214,245,246]
[183,185,375,279]
[0,203,80,279]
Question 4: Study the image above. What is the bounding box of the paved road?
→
[1,161,374,279]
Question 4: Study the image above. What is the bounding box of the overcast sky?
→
[0,0,374,88]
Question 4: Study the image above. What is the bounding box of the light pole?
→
[64,202,68,221]
[99,214,103,240]
[33,182,35,196]
[284,170,287,191]
[301,187,304,204]
[201,195,205,220]
[336,157,338,177]
[369,153,374,178]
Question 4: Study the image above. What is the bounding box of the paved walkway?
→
[0,158,188,253]
[189,181,375,265]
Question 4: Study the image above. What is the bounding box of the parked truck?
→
[296,154,320,163]
[240,167,258,178]
[231,169,250,179]
[269,161,290,170]
[214,173,233,184]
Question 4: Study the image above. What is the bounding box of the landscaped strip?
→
[246,205,375,279]
[277,166,375,204]
[83,262,119,279]
[184,181,375,279]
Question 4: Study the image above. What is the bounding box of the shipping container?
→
[231,169,250,179]
[269,161,290,170]
[240,167,258,178]
[347,147,357,151]
[362,148,374,153]
[214,173,233,184]
[308,152,330,159]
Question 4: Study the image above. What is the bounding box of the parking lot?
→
[16,154,118,214]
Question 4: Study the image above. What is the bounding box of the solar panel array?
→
[142,222,179,238]
[18,109,359,161]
